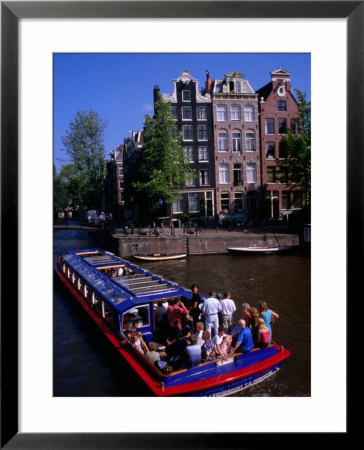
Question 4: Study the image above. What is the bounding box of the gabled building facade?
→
[154,69,216,220]
[105,144,125,223]
[256,68,300,219]
[209,71,261,218]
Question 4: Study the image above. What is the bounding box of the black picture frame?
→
[1,1,356,448]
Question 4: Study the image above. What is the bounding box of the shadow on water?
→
[54,225,310,397]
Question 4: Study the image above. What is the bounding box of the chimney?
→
[205,70,212,94]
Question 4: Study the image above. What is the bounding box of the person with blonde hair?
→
[256,318,271,348]
[194,321,205,347]
[258,301,279,344]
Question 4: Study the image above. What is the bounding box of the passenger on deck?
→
[167,298,189,329]
[184,334,201,369]
[258,301,279,344]
[194,322,205,347]
[130,332,147,354]
[201,291,221,338]
[220,291,236,332]
[145,341,161,364]
[249,307,260,345]
[117,266,125,276]
[241,303,252,327]
[219,334,233,360]
[166,318,184,364]
[229,319,254,355]
[212,326,226,357]
[155,351,168,371]
[201,331,216,362]
[256,318,271,348]
[154,301,169,344]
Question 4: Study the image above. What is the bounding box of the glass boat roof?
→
[61,250,186,308]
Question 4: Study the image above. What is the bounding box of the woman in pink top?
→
[256,318,271,348]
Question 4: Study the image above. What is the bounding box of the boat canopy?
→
[61,249,190,313]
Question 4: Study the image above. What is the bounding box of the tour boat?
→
[132,253,187,261]
[55,248,291,396]
[227,246,296,254]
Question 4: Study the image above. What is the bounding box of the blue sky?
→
[53,53,310,172]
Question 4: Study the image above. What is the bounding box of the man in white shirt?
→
[220,291,236,332]
[201,291,221,337]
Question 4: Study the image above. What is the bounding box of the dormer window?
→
[235,81,241,93]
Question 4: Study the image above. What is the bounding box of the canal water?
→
[54,227,310,397]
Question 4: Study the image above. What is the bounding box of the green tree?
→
[277,90,311,208]
[53,164,69,211]
[134,97,195,235]
[61,109,107,210]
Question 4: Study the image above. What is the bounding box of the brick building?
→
[256,68,301,219]
[105,144,125,224]
[208,71,261,219]
[154,69,216,221]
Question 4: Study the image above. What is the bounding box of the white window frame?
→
[244,105,255,122]
[265,118,275,135]
[182,125,193,141]
[172,197,183,213]
[198,146,209,162]
[216,104,227,121]
[197,106,207,120]
[197,124,208,141]
[245,131,256,152]
[232,131,242,153]
[199,169,209,186]
[231,105,241,121]
[246,163,257,184]
[218,131,228,152]
[182,90,191,102]
[219,163,230,184]
[184,146,194,162]
[182,105,192,120]
[188,193,199,212]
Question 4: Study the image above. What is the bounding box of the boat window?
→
[62,263,66,274]
[84,284,88,298]
[122,305,150,329]
[67,267,71,279]
[71,272,76,284]
[102,301,114,328]
[93,294,102,314]
[77,278,82,291]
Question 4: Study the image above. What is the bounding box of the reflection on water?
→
[54,229,310,397]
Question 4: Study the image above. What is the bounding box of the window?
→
[235,81,241,93]
[233,164,243,186]
[172,105,178,118]
[219,163,230,184]
[182,90,191,101]
[221,193,230,211]
[282,191,290,209]
[183,125,193,140]
[267,167,276,183]
[122,305,150,329]
[278,100,287,111]
[245,131,256,151]
[184,146,194,162]
[265,118,275,134]
[234,192,243,210]
[182,106,192,120]
[197,124,208,141]
[279,140,288,159]
[102,301,114,329]
[232,132,242,153]
[199,169,209,186]
[173,197,183,213]
[244,106,255,121]
[231,105,241,121]
[218,131,228,152]
[119,181,124,189]
[186,174,196,186]
[188,193,199,212]
[291,118,299,135]
[278,118,287,134]
[246,163,257,183]
[198,146,209,161]
[292,191,303,208]
[217,105,227,121]
[266,142,275,159]
[119,168,123,176]
[197,106,207,120]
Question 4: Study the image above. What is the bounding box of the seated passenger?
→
[145,341,160,364]
[201,331,216,362]
[194,321,205,347]
[256,318,271,348]
[155,351,168,371]
[184,334,201,369]
[219,334,233,360]
[229,319,254,355]
[212,325,226,357]
[130,332,145,354]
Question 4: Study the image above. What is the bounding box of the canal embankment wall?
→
[91,230,299,258]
